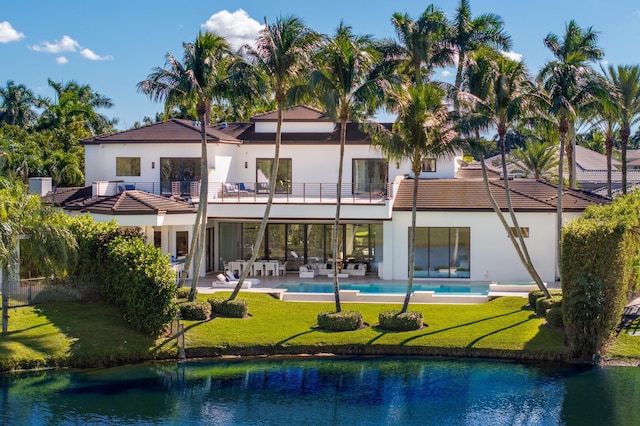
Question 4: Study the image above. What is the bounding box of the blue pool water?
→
[2,357,639,425]
[277,282,490,295]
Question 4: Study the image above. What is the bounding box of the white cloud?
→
[201,9,263,50]
[500,50,523,62]
[441,70,451,77]
[31,35,80,53]
[0,21,25,43]
[601,59,609,66]
[56,56,68,64]
[633,10,640,17]
[80,48,113,61]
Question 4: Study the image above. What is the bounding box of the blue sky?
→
[2,0,639,130]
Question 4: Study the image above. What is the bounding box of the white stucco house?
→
[48,106,609,283]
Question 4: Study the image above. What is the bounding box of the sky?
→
[2,0,640,130]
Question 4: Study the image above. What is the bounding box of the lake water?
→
[1,357,639,425]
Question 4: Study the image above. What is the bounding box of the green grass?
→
[1,294,568,372]
[605,318,640,361]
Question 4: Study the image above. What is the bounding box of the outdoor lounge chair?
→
[236,182,254,193]
[212,272,259,288]
[222,183,249,197]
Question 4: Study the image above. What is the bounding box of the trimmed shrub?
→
[317,311,363,331]
[535,295,563,316]
[378,310,423,331]
[176,287,195,300]
[180,301,211,321]
[546,307,563,328]
[208,297,248,318]
[528,289,562,310]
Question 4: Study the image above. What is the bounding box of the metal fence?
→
[0,276,101,308]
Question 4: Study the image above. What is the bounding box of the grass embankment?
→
[1,293,568,372]
[604,318,640,362]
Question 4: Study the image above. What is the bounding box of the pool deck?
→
[193,272,557,304]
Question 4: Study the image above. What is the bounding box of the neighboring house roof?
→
[43,186,93,206]
[393,178,609,212]
[575,145,621,170]
[64,190,197,215]
[80,119,241,145]
[250,105,330,122]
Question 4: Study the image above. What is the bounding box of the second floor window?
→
[422,158,436,173]
[256,158,292,193]
[116,157,141,176]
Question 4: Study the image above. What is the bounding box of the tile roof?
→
[250,105,329,122]
[81,119,241,145]
[64,190,197,215]
[575,145,621,170]
[42,186,93,206]
[392,178,610,212]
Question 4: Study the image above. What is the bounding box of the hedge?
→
[317,311,364,331]
[209,297,248,318]
[378,310,423,331]
[562,192,640,358]
[180,301,211,321]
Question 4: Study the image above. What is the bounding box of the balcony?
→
[109,181,392,205]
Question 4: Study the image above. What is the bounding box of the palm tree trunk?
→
[229,100,284,300]
[331,118,347,313]
[556,127,566,280]
[605,135,613,198]
[480,154,551,298]
[567,121,576,189]
[621,126,630,195]
[499,131,550,297]
[402,162,420,314]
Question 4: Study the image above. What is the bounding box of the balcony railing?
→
[109,181,392,205]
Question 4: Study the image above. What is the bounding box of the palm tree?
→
[38,79,116,136]
[538,20,603,275]
[508,139,558,180]
[461,48,550,296]
[389,5,453,85]
[138,32,240,301]
[308,22,386,313]
[1,179,76,333]
[0,81,40,128]
[601,65,640,194]
[370,83,457,313]
[450,0,511,110]
[590,83,619,197]
[228,16,320,301]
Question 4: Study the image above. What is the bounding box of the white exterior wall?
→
[388,211,581,283]
[255,121,334,133]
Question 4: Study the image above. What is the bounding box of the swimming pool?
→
[277,282,490,295]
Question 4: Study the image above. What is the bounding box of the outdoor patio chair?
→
[236,182,254,193]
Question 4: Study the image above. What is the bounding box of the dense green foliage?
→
[103,237,178,335]
[176,287,195,300]
[317,310,364,331]
[528,289,562,310]
[180,301,212,321]
[208,297,248,318]
[546,307,564,328]
[67,215,178,336]
[378,310,424,331]
[535,295,563,316]
[562,192,640,358]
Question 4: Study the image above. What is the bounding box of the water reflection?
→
[1,357,639,425]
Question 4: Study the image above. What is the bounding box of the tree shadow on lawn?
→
[367,310,534,345]
[33,302,164,363]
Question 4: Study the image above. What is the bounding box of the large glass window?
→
[256,158,292,193]
[218,222,382,273]
[116,157,141,176]
[412,227,470,278]
[160,158,200,194]
[352,159,387,194]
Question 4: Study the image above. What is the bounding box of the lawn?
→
[604,318,640,362]
[1,294,567,372]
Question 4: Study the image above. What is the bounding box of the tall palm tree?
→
[601,65,640,194]
[591,75,620,197]
[308,22,387,313]
[0,81,40,128]
[450,0,511,110]
[229,16,320,301]
[1,179,76,333]
[538,20,603,275]
[138,32,240,301]
[461,48,550,296]
[389,5,453,85]
[370,83,457,313]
